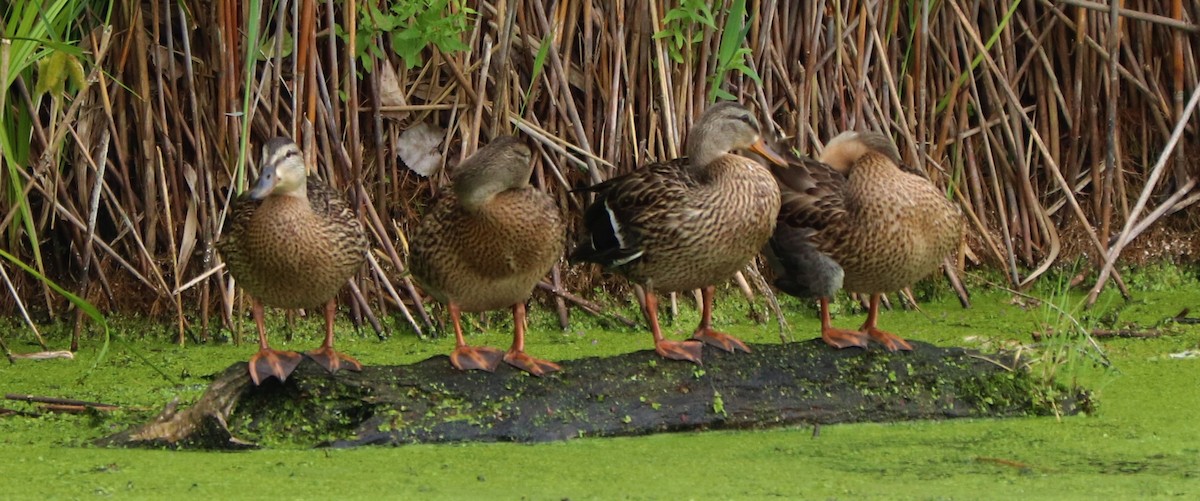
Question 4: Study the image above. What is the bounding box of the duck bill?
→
[749,138,790,166]
[247,166,278,200]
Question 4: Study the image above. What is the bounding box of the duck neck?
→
[455,182,505,213]
[270,182,311,216]
[281,184,310,203]
[270,184,312,208]
[686,129,728,171]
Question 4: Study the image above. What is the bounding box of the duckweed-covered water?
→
[2,271,1198,499]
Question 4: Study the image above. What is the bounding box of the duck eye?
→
[737,114,757,129]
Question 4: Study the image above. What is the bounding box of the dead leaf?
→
[379,58,407,106]
[177,163,199,273]
[397,122,445,177]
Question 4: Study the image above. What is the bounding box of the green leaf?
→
[370,5,399,31]
[391,31,426,69]
[342,0,473,77]
[661,9,688,25]
[693,1,716,28]
[435,36,470,54]
[521,32,554,112]
[716,0,749,66]
[707,0,761,103]
[530,33,553,86]
[256,33,294,61]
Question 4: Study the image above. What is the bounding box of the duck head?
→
[451,135,534,211]
[686,102,788,168]
[819,131,903,174]
[249,137,308,200]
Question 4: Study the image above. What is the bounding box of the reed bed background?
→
[1,0,1197,347]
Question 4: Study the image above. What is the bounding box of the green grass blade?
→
[521,32,553,115]
[935,0,1022,114]
[0,104,48,305]
[234,0,268,193]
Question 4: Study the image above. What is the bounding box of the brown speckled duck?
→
[768,131,963,351]
[572,102,788,364]
[408,136,565,376]
[218,137,368,384]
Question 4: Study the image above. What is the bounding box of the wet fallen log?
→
[100,340,1089,449]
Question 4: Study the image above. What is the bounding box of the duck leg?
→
[307,299,363,374]
[818,297,869,349]
[859,294,913,351]
[644,289,703,363]
[691,286,751,353]
[248,299,303,385]
[448,302,504,372]
[502,303,561,376]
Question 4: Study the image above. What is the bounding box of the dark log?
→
[100,340,1089,449]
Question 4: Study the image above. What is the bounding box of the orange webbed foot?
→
[692,327,751,354]
[821,327,870,350]
[504,350,562,377]
[306,345,363,375]
[655,339,704,364]
[248,348,304,385]
[862,326,913,352]
[450,345,505,372]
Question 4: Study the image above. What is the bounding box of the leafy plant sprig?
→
[653,0,716,64]
[341,0,474,74]
[708,0,761,102]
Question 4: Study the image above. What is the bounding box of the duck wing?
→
[571,159,697,270]
[766,157,849,298]
[772,157,848,235]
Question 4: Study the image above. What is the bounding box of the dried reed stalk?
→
[2,0,1197,344]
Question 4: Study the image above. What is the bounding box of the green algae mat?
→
[100,340,1082,449]
[2,280,1198,498]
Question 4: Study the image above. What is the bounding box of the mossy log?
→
[101,340,1088,449]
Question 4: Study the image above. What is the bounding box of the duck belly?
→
[232,231,360,309]
[837,208,958,294]
[442,272,548,313]
[219,184,367,311]
[410,193,564,313]
[415,238,560,312]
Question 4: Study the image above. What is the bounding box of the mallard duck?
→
[572,102,788,363]
[768,131,963,351]
[218,137,368,384]
[408,136,565,376]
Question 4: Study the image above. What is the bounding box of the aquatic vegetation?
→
[0,278,1197,498]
